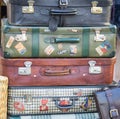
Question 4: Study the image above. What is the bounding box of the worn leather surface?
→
[7,0,113,28]
[0,54,116,86]
[95,87,120,119]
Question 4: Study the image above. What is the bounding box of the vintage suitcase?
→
[0,53,116,86]
[5,0,113,31]
[8,113,100,119]
[7,86,103,115]
[1,19,117,58]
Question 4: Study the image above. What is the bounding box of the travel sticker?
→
[40,99,48,111]
[6,36,15,48]
[70,45,77,55]
[44,45,55,56]
[14,101,25,112]
[95,40,112,56]
[15,42,27,55]
[80,97,92,111]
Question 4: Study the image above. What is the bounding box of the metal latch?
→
[88,61,101,74]
[18,61,32,75]
[94,29,106,41]
[15,28,27,41]
[59,0,68,8]
[91,1,103,14]
[22,0,35,13]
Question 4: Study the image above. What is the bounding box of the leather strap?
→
[32,29,39,57]
[49,16,58,32]
[82,29,90,57]
[105,89,119,119]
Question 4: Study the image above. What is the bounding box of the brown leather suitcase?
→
[0,53,116,86]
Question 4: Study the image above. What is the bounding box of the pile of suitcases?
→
[0,0,118,118]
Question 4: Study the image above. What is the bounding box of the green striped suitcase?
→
[1,19,116,58]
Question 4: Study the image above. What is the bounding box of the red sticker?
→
[14,101,25,112]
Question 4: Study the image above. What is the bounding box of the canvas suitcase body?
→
[8,86,103,115]
[8,113,100,119]
[6,0,113,31]
[0,54,116,86]
[1,19,116,58]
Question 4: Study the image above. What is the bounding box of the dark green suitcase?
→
[1,19,117,58]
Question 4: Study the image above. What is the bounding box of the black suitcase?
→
[6,0,113,31]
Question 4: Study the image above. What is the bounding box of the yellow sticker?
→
[6,36,15,48]
[15,42,26,55]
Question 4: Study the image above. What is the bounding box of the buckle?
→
[110,109,119,118]
[59,0,68,7]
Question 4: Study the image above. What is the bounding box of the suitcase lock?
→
[88,61,101,74]
[18,61,32,75]
[91,1,103,14]
[22,0,35,13]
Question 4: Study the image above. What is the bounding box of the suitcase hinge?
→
[88,61,102,74]
[91,1,103,14]
[18,61,32,75]
[22,0,35,13]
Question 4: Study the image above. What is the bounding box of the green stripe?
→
[32,29,39,57]
[82,28,90,57]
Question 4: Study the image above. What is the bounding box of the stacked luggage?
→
[0,0,118,118]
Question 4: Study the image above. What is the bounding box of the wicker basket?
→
[0,76,8,119]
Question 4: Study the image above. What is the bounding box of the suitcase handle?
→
[44,69,70,76]
[53,98,77,109]
[50,9,77,15]
[55,38,80,43]
[44,38,80,43]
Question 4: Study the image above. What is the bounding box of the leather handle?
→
[54,98,76,109]
[50,9,77,15]
[55,38,80,43]
[44,69,70,76]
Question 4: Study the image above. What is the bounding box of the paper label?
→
[15,42,27,55]
[6,36,14,48]
[44,45,55,56]
[95,40,112,56]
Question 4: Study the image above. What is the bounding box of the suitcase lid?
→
[9,0,113,7]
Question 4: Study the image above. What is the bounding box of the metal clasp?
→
[18,61,32,75]
[59,0,68,8]
[15,28,27,41]
[24,94,32,104]
[110,109,119,118]
[88,61,101,74]
[94,29,106,41]
[91,1,103,14]
[22,0,35,13]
